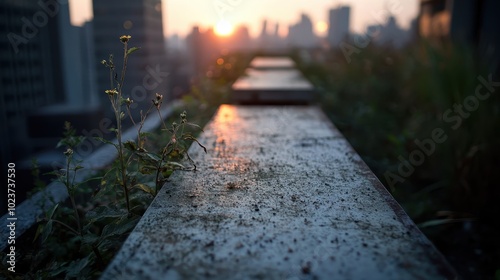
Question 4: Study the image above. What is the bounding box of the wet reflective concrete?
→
[102,105,457,280]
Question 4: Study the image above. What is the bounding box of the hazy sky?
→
[68,0,419,37]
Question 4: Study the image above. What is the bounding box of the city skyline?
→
[69,0,419,38]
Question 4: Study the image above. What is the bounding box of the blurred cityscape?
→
[1,0,499,192]
[0,0,416,171]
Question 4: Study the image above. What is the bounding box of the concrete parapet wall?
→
[102,105,456,279]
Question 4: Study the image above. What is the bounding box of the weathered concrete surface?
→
[249,57,296,69]
[102,105,457,280]
[232,69,315,104]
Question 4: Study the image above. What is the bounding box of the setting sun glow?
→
[214,20,234,37]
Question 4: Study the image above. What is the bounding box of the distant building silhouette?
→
[328,6,350,48]
[256,20,285,51]
[230,25,252,51]
[419,0,500,75]
[185,26,220,81]
[93,0,169,114]
[287,14,317,48]
[366,16,410,48]
[258,19,270,48]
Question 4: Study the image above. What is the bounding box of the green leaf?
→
[79,176,102,186]
[48,262,70,278]
[66,255,91,278]
[140,131,153,138]
[81,233,100,246]
[85,206,127,224]
[139,165,156,175]
[132,184,155,196]
[184,122,203,131]
[144,152,161,162]
[33,223,44,243]
[164,161,186,169]
[101,216,139,239]
[47,203,59,220]
[183,135,207,153]
[126,46,141,55]
[417,218,473,228]
[124,140,137,151]
[44,170,62,177]
[94,136,117,148]
[162,169,173,178]
[41,220,53,243]
[74,165,84,171]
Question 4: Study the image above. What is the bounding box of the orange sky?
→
[68,0,419,38]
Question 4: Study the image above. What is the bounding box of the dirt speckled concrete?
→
[102,105,457,280]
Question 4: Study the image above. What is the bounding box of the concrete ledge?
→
[249,57,297,70]
[102,105,456,279]
[232,57,315,104]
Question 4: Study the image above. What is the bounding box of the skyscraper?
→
[0,0,69,166]
[93,0,169,115]
[1,0,103,213]
[287,14,317,48]
[328,6,351,47]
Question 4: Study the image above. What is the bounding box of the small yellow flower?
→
[124,97,133,105]
[120,35,131,43]
[105,89,118,96]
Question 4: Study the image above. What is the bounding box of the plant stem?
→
[116,42,131,213]
[155,152,167,196]
[156,107,168,130]
[65,156,81,235]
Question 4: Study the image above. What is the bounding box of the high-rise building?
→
[0,0,69,166]
[366,16,410,48]
[287,14,317,48]
[93,0,169,115]
[328,6,351,47]
[1,0,101,212]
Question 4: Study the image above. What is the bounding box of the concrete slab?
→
[102,105,457,280]
[249,57,296,69]
[232,69,315,104]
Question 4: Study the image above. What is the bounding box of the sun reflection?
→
[215,105,238,124]
[212,105,241,171]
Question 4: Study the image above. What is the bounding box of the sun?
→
[316,21,328,35]
[215,20,234,37]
